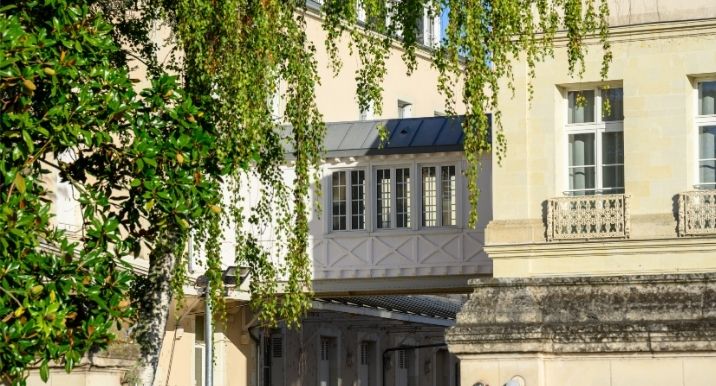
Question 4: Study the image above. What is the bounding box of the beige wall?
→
[487,4,716,277]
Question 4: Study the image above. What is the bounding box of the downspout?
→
[205,290,213,386]
[381,343,447,386]
[247,319,261,386]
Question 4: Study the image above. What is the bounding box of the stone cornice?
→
[447,273,716,355]
[485,237,716,260]
[549,18,716,46]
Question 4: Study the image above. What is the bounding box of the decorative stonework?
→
[679,191,716,236]
[546,194,630,241]
[446,273,716,355]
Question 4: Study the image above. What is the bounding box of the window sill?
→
[324,227,466,238]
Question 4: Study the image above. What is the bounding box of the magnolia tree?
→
[0,0,611,385]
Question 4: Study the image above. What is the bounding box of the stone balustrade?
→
[546,194,630,241]
[679,190,716,236]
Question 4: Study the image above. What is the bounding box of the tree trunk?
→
[134,233,180,386]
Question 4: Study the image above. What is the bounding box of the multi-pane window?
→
[566,87,624,195]
[376,169,392,228]
[441,166,456,226]
[421,167,437,226]
[329,163,458,232]
[396,168,411,228]
[351,171,366,229]
[331,170,365,231]
[698,81,716,189]
[376,167,411,229]
[421,165,456,227]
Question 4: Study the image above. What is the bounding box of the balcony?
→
[678,190,716,236]
[546,194,630,241]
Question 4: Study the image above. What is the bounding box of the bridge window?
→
[421,165,456,227]
[332,170,366,231]
[330,162,460,232]
[375,166,412,229]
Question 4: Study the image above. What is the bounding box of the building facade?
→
[447,1,716,385]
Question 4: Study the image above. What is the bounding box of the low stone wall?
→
[447,273,716,386]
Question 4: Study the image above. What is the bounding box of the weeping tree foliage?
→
[1,0,611,384]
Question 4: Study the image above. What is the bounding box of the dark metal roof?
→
[323,116,465,157]
[316,295,464,320]
[283,115,493,158]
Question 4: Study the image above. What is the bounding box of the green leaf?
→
[40,360,49,382]
[14,173,26,194]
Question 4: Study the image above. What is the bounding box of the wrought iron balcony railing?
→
[678,191,716,236]
[547,194,630,241]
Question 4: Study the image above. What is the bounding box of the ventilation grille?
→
[360,342,369,365]
[272,336,283,358]
[320,337,329,361]
[398,350,407,369]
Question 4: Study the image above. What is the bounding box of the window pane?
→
[602,131,624,165]
[422,167,437,227]
[602,87,624,121]
[569,167,596,193]
[699,81,716,115]
[700,126,716,160]
[602,165,624,193]
[351,170,365,230]
[376,169,392,228]
[700,160,716,185]
[568,90,595,123]
[332,171,347,231]
[396,168,411,228]
[441,166,456,226]
[569,133,595,166]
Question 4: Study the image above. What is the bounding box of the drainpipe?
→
[248,327,261,386]
[381,343,447,386]
[205,288,213,386]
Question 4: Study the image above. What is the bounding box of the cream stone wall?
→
[459,353,716,386]
[487,3,716,277]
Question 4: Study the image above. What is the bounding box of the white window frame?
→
[412,5,441,47]
[398,100,413,119]
[373,165,414,230]
[329,168,368,232]
[418,162,461,228]
[563,86,624,196]
[695,78,716,189]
